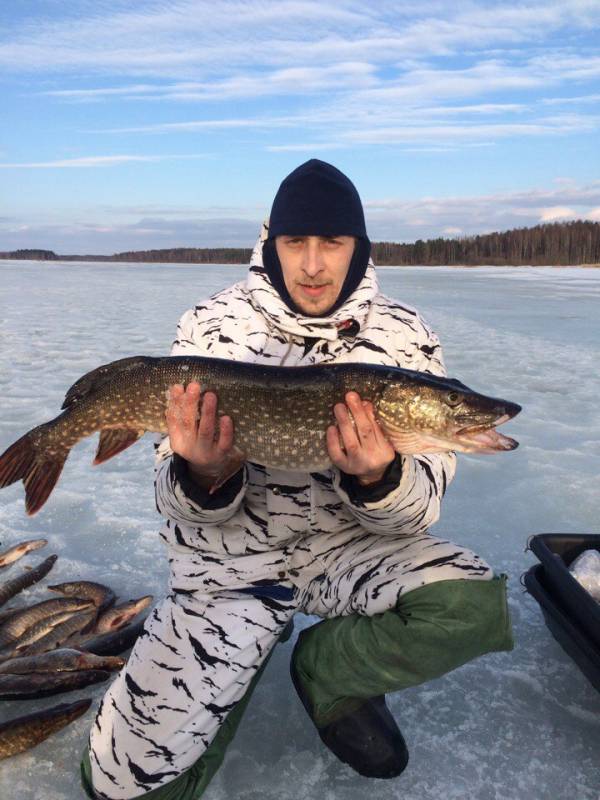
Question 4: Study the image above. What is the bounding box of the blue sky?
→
[1,0,599,254]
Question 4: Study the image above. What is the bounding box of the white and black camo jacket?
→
[154,224,457,595]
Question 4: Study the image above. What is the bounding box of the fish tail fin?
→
[0,432,36,488]
[0,429,68,516]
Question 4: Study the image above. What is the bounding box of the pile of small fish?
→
[0,537,152,760]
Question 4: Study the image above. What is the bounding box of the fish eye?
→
[445,391,463,407]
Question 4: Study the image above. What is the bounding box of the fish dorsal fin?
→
[94,429,145,465]
[61,356,152,409]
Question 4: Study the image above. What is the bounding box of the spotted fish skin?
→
[0,610,89,657]
[67,616,149,656]
[0,698,91,759]
[91,595,153,634]
[18,609,98,656]
[47,580,116,612]
[0,355,521,516]
[0,648,124,675]
[0,555,57,608]
[0,669,111,700]
[0,538,47,568]
[0,598,94,646]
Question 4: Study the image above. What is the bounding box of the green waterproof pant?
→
[81,576,513,798]
[293,574,514,727]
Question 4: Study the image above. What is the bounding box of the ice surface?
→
[0,262,599,799]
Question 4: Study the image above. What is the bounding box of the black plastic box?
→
[523,564,600,693]
[527,533,600,649]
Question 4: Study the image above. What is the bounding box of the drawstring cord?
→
[280,339,294,366]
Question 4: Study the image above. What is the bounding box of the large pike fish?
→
[0,355,521,515]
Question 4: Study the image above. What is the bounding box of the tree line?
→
[1,221,599,266]
[0,247,254,263]
[370,220,600,266]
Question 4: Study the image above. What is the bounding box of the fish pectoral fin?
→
[208,447,247,495]
[93,428,145,465]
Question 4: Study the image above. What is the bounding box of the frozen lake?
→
[0,261,599,799]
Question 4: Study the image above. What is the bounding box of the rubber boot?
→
[291,576,513,778]
[291,636,408,778]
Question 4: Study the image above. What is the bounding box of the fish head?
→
[96,595,153,633]
[376,372,521,454]
[74,651,126,671]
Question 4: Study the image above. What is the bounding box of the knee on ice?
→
[396,574,514,677]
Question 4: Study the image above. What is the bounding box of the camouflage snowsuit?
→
[86,227,511,799]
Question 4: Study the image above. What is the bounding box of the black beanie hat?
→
[263,159,371,316]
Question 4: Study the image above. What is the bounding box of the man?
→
[82,160,513,799]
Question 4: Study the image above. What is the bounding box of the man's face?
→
[275,235,355,316]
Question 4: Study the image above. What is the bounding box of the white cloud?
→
[44,83,160,98]
[90,102,599,151]
[0,216,262,254]
[341,121,571,144]
[265,142,346,152]
[1,2,597,158]
[1,1,598,79]
[539,206,578,221]
[542,93,600,105]
[44,62,378,102]
[3,180,598,253]
[95,118,290,134]
[0,154,209,168]
[362,182,600,240]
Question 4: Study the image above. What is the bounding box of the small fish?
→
[0,598,94,648]
[92,595,153,634]
[7,609,92,654]
[0,355,521,515]
[73,616,149,656]
[0,698,92,760]
[0,608,20,626]
[48,580,116,612]
[0,668,109,699]
[18,609,97,656]
[0,648,124,675]
[0,555,57,608]
[0,538,48,568]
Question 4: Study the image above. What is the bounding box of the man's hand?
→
[326,392,396,485]
[166,382,235,490]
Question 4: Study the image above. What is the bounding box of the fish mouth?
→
[455,414,518,452]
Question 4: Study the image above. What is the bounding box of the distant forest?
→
[2,220,599,266]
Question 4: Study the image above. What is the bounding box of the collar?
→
[244,221,379,342]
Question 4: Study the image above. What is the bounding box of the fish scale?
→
[0,699,91,759]
[0,597,94,646]
[0,556,57,607]
[0,355,521,516]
